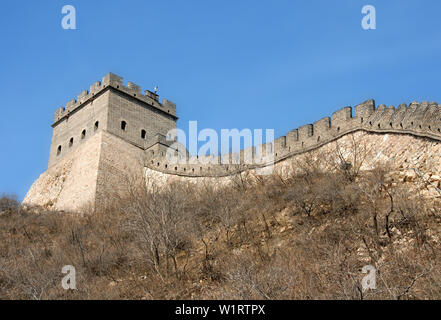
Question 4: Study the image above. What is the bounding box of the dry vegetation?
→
[1,145,441,300]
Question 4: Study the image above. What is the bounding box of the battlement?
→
[49,80,441,177]
[52,73,177,126]
[144,99,441,177]
[25,71,441,213]
[48,73,178,168]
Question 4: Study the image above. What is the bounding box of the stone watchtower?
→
[24,73,178,212]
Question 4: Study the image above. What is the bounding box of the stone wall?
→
[145,100,441,177]
[24,131,104,212]
[50,73,177,167]
[94,131,147,210]
[49,90,109,167]
[23,129,441,212]
[144,131,441,200]
[107,88,176,150]
[24,72,441,213]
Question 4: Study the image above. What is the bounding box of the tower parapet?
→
[49,73,177,167]
[53,73,177,127]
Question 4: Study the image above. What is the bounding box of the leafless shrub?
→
[1,140,440,299]
[224,249,295,299]
[0,194,19,212]
[122,179,194,280]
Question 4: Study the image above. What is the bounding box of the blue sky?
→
[1,0,441,200]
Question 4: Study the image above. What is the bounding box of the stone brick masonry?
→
[23,73,441,212]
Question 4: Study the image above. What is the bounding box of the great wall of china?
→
[23,73,441,212]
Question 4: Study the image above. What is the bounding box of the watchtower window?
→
[121,121,127,131]
[94,121,99,131]
[57,145,62,156]
[69,137,74,147]
[81,130,86,139]
[141,129,147,139]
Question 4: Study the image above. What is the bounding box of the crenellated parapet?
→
[144,99,441,177]
[26,70,441,214]
[47,73,441,178]
[52,73,177,126]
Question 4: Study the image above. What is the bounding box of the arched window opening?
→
[57,145,62,156]
[141,129,147,139]
[121,121,127,131]
[94,121,99,131]
[69,137,74,147]
[81,130,86,139]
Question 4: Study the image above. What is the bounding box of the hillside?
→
[1,132,441,299]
